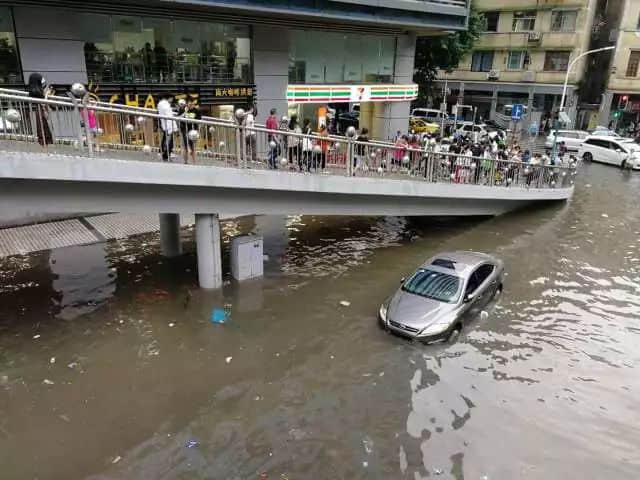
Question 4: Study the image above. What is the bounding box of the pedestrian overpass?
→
[0,90,576,288]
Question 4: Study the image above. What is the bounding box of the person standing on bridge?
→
[243,106,257,163]
[27,73,53,148]
[157,93,176,162]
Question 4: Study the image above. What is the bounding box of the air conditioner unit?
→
[487,70,500,80]
[523,71,535,82]
[528,32,542,42]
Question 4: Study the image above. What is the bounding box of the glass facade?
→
[0,7,20,84]
[81,14,251,84]
[288,30,395,84]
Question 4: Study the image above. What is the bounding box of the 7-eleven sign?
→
[351,86,371,102]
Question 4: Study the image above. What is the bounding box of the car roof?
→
[585,135,624,141]
[420,251,499,276]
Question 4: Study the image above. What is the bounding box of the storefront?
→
[1,6,255,115]
[286,84,418,136]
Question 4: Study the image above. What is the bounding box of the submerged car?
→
[379,251,504,343]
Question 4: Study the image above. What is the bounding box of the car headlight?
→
[379,303,388,322]
[419,322,450,336]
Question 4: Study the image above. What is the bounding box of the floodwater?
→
[1,162,640,480]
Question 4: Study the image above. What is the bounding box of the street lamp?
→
[551,45,615,163]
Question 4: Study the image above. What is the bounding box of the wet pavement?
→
[1,162,639,479]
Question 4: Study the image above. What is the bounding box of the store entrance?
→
[288,102,375,136]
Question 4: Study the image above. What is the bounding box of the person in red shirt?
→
[266,108,278,137]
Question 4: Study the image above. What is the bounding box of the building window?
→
[507,51,530,70]
[0,7,21,84]
[484,12,499,32]
[471,51,494,72]
[82,13,251,84]
[551,10,577,32]
[544,51,571,71]
[626,51,640,77]
[512,10,537,32]
[288,31,394,84]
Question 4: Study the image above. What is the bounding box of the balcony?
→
[437,69,578,84]
[477,31,579,50]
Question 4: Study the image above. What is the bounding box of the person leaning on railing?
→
[27,73,53,147]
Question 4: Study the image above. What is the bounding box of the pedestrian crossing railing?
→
[0,92,576,189]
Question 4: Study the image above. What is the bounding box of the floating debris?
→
[433,467,443,475]
[225,356,233,364]
[168,323,175,328]
[211,307,230,324]
[480,311,489,320]
[49,357,56,364]
[185,440,199,449]
[58,414,71,423]
[339,300,351,307]
[601,213,609,218]
[43,379,54,385]
[112,455,122,464]
[33,334,41,340]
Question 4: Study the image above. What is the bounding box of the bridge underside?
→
[0,153,570,219]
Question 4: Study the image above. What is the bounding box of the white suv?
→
[545,130,589,152]
[578,136,640,170]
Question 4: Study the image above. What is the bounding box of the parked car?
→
[544,130,589,153]
[578,136,640,170]
[456,122,505,142]
[410,118,440,134]
[379,251,504,343]
[590,127,622,138]
[411,108,449,125]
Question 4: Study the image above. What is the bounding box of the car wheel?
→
[583,152,593,162]
[447,324,462,343]
[621,160,627,170]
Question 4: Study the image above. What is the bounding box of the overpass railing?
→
[0,92,576,189]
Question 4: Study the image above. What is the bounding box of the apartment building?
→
[598,0,640,132]
[435,0,597,127]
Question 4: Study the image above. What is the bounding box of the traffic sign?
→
[512,104,524,120]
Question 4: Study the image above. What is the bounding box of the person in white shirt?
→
[157,93,177,162]
[243,106,257,162]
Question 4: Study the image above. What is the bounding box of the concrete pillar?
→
[374,34,416,140]
[195,213,222,289]
[457,82,465,106]
[253,26,289,124]
[490,89,498,120]
[599,90,614,126]
[359,101,374,134]
[159,213,182,258]
[526,88,534,128]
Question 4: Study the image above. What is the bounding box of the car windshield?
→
[402,268,461,303]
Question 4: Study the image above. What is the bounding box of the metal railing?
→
[0,92,576,189]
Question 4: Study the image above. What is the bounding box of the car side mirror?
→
[616,149,622,153]
[400,277,406,284]
[464,293,474,303]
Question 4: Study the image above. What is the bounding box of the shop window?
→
[544,51,570,71]
[471,51,494,72]
[626,51,640,77]
[551,10,577,32]
[0,7,21,84]
[507,51,530,70]
[512,10,536,32]
[82,13,251,84]
[288,30,394,84]
[484,12,499,32]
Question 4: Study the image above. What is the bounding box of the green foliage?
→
[413,5,485,103]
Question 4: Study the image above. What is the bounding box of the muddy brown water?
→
[1,162,639,479]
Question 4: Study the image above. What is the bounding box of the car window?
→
[586,139,609,148]
[474,264,495,284]
[402,268,462,303]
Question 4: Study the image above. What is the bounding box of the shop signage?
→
[287,84,418,104]
[93,84,255,108]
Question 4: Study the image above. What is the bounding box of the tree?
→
[413,5,486,105]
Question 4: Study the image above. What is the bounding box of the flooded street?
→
[1,162,640,479]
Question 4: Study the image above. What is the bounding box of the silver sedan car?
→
[379,251,504,343]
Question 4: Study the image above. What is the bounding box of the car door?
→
[462,264,496,318]
[609,140,627,166]
[590,139,610,164]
